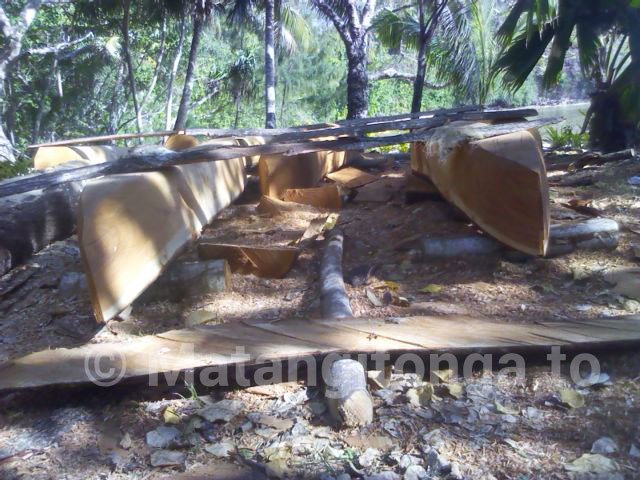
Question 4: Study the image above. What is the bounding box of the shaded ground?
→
[0,153,639,479]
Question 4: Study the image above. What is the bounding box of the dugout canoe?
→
[410,122,549,256]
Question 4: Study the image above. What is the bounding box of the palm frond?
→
[279,5,311,52]
[493,21,556,91]
[371,8,420,51]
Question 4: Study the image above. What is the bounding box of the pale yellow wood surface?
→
[411,126,549,255]
[1,314,639,392]
[33,145,128,170]
[79,137,246,322]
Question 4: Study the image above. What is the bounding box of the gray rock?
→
[197,399,242,422]
[150,449,186,467]
[448,462,463,480]
[359,448,381,468]
[629,443,640,458]
[310,400,328,416]
[423,446,449,474]
[398,454,422,470]
[145,426,181,448]
[290,421,308,437]
[365,472,401,480]
[404,465,428,480]
[336,474,351,480]
[591,437,618,454]
[204,442,234,457]
[58,271,87,293]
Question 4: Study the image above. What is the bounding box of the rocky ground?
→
[1,151,640,479]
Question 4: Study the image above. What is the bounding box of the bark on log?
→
[320,228,353,318]
[0,161,90,275]
[320,228,373,427]
[546,148,636,171]
[2,117,561,198]
[401,218,619,259]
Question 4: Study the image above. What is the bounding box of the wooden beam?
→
[2,118,561,199]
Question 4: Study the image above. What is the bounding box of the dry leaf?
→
[432,369,454,383]
[495,401,520,416]
[406,383,434,407]
[420,284,443,293]
[565,454,617,474]
[384,281,400,291]
[254,415,294,431]
[560,388,585,409]
[163,407,180,424]
[445,383,464,399]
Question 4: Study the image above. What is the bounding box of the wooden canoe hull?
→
[259,136,347,199]
[411,125,549,255]
[33,145,128,170]
[79,137,246,322]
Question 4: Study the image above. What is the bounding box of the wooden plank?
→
[1,314,639,392]
[197,243,300,278]
[283,184,343,209]
[2,118,561,199]
[258,139,347,198]
[326,167,378,188]
[79,137,246,322]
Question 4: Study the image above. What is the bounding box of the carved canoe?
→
[410,122,549,256]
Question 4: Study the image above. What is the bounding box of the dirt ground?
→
[0,152,639,480]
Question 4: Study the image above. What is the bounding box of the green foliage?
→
[545,125,589,149]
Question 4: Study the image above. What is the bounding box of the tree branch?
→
[17,32,93,59]
[310,0,351,44]
[370,68,450,88]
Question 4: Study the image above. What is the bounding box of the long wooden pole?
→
[28,107,537,149]
[3,117,559,198]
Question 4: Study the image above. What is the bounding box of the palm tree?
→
[373,0,500,110]
[372,0,448,113]
[173,0,226,130]
[228,0,310,128]
[494,0,640,151]
[309,0,376,119]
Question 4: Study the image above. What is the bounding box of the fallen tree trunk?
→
[2,118,560,198]
[319,228,373,427]
[0,160,100,275]
[399,218,619,259]
[320,228,353,318]
[546,148,636,171]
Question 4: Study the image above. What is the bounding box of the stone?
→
[119,432,132,450]
[591,437,618,454]
[197,399,242,423]
[365,472,401,480]
[145,426,181,448]
[404,465,428,480]
[423,447,450,474]
[448,462,463,479]
[204,442,234,457]
[359,448,381,468]
[398,454,421,470]
[150,449,186,467]
[629,443,640,458]
[336,474,351,480]
[58,271,87,293]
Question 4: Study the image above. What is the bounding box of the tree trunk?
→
[264,0,277,128]
[174,13,204,131]
[412,0,427,114]
[0,0,43,163]
[122,0,142,134]
[165,13,186,130]
[346,47,369,119]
